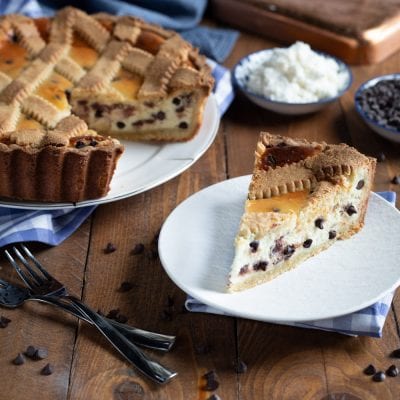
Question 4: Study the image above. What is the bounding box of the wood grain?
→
[1,20,400,400]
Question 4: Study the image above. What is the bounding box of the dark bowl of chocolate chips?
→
[355,74,400,143]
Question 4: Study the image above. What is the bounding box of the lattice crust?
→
[0,6,213,202]
[248,132,375,199]
[0,6,213,145]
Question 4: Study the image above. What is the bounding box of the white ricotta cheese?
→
[236,42,349,103]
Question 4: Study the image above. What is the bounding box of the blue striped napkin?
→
[185,192,397,338]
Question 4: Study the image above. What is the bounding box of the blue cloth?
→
[186,192,397,338]
[0,0,239,62]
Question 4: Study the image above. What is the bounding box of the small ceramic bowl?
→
[232,48,352,115]
[354,74,400,143]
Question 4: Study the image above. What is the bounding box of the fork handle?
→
[36,296,175,351]
[65,296,177,384]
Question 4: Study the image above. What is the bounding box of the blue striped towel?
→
[186,192,397,338]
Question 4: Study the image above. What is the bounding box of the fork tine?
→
[12,246,46,286]
[4,249,37,290]
[20,244,53,280]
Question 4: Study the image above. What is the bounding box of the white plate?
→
[159,176,400,322]
[0,95,220,210]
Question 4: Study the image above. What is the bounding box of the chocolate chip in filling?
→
[253,261,268,271]
[283,245,295,259]
[328,230,337,239]
[356,180,365,190]
[315,218,324,229]
[249,241,259,253]
[179,122,188,129]
[116,121,126,129]
[303,239,312,248]
[345,205,357,216]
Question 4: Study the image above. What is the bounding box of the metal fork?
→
[5,245,177,384]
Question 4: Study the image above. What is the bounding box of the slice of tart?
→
[0,7,213,202]
[228,132,376,292]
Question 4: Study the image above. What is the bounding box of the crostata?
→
[0,7,213,202]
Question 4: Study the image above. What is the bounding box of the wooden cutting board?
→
[210,0,400,64]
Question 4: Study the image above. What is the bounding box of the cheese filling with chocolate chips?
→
[228,133,376,292]
[0,7,213,202]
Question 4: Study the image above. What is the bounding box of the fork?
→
[5,245,177,384]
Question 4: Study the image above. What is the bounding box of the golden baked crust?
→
[228,132,376,292]
[0,7,214,202]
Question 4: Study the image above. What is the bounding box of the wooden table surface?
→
[1,25,400,400]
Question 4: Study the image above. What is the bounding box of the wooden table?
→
[1,27,400,400]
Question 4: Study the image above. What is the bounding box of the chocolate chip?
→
[144,118,155,124]
[116,121,126,129]
[104,242,117,254]
[372,371,386,382]
[75,141,85,149]
[131,243,145,255]
[106,309,120,319]
[179,122,188,129]
[160,309,173,321]
[95,109,103,118]
[118,281,134,293]
[315,218,324,229]
[283,245,295,258]
[364,364,376,375]
[203,370,219,391]
[132,120,144,127]
[176,106,185,113]
[41,363,54,376]
[34,348,48,360]
[345,205,357,216]
[206,395,221,400]
[25,345,37,358]
[249,241,259,252]
[144,101,154,108]
[239,265,249,275]
[329,230,337,239]
[356,180,365,190]
[90,140,97,147]
[253,261,268,271]
[0,315,11,328]
[236,359,247,374]
[391,175,400,185]
[154,111,165,120]
[391,348,400,358]
[376,152,386,162]
[12,353,25,365]
[386,364,398,377]
[172,97,181,105]
[303,239,313,248]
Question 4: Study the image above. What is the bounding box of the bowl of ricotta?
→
[233,42,352,115]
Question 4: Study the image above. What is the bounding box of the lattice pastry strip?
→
[0,72,11,92]
[113,17,141,44]
[121,48,154,76]
[11,18,46,56]
[21,95,70,129]
[78,40,131,90]
[43,115,88,146]
[0,103,20,133]
[73,9,110,52]
[55,57,86,83]
[49,7,75,44]
[10,128,46,147]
